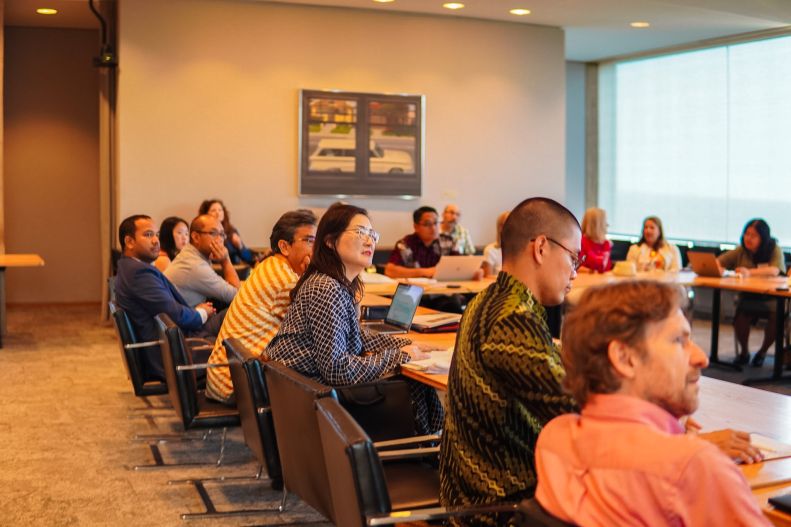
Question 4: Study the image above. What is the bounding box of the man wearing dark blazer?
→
[115,214,224,381]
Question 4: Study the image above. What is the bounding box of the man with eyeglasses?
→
[114,215,225,382]
[440,203,476,256]
[440,197,583,526]
[385,205,457,279]
[205,209,317,404]
[165,214,241,309]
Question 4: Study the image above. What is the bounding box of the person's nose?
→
[689,341,709,369]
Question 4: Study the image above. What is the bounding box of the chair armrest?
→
[176,362,229,372]
[377,446,439,460]
[374,434,440,450]
[124,339,161,350]
[367,502,518,526]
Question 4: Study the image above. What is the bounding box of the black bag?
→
[335,377,416,442]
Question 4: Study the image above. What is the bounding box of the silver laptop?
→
[434,255,483,281]
[362,283,423,334]
[687,251,732,277]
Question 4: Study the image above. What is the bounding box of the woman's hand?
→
[735,266,751,277]
[230,232,243,249]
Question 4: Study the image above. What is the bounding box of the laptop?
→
[362,283,423,334]
[687,251,734,277]
[434,255,483,281]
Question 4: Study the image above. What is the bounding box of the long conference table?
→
[0,253,45,348]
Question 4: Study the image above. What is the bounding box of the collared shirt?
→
[164,243,238,307]
[443,223,476,255]
[535,394,771,527]
[388,232,457,268]
[439,272,578,526]
[206,254,298,403]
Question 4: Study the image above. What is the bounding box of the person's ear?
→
[607,340,638,380]
[277,239,290,256]
[124,234,134,249]
[533,235,547,263]
[190,231,200,245]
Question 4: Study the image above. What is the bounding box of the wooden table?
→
[363,277,494,297]
[0,254,45,348]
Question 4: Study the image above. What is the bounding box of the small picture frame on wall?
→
[299,89,424,198]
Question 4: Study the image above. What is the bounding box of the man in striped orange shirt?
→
[206,209,317,403]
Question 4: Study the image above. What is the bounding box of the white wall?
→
[118,0,566,249]
[565,61,587,219]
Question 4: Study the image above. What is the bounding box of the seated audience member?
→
[626,215,682,271]
[578,207,611,273]
[718,218,785,367]
[154,216,189,272]
[165,214,240,308]
[441,203,476,255]
[440,197,582,526]
[199,199,257,266]
[114,215,223,381]
[205,209,317,404]
[482,211,509,277]
[268,203,443,435]
[385,206,457,279]
[535,280,769,526]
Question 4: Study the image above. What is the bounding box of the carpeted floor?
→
[1,304,789,526]
[0,304,330,526]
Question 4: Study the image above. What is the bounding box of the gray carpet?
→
[0,304,330,526]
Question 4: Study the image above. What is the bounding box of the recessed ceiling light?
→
[443,3,465,10]
[509,8,531,16]
[36,8,58,15]
[373,0,395,3]
[630,21,650,28]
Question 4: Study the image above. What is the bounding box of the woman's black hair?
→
[290,202,368,303]
[741,218,776,264]
[158,216,188,260]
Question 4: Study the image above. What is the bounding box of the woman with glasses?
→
[154,216,189,272]
[267,202,444,435]
[717,218,786,367]
[626,216,682,272]
[199,199,259,266]
[578,208,612,273]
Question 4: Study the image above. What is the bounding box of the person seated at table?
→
[535,280,769,527]
[626,215,682,272]
[165,214,240,308]
[153,216,189,272]
[578,207,611,273]
[199,198,258,266]
[385,205,458,279]
[441,203,476,255]
[440,197,582,526]
[205,209,317,404]
[482,211,509,277]
[114,215,223,381]
[717,218,786,367]
[267,203,444,435]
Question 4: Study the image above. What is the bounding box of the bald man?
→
[440,203,476,255]
[165,214,241,308]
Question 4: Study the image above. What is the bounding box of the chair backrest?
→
[516,498,576,527]
[315,397,391,527]
[109,301,166,397]
[155,313,199,429]
[263,361,336,522]
[225,338,282,489]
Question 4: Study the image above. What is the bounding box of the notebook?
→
[434,255,483,281]
[362,283,423,334]
[411,313,462,331]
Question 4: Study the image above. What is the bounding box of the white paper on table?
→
[402,349,454,374]
[360,272,396,284]
[750,433,791,461]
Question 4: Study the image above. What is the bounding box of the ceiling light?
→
[509,8,531,16]
[443,3,465,10]
[36,8,58,15]
[630,21,650,28]
[373,0,395,3]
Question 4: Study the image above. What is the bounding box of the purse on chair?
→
[335,378,416,442]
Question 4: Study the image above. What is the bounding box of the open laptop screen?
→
[385,283,423,329]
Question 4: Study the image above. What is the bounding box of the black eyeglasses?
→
[532,237,585,271]
[197,230,227,240]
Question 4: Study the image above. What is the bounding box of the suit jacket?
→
[115,256,203,380]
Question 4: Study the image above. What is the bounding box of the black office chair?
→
[108,301,167,398]
[315,397,517,527]
[514,498,576,527]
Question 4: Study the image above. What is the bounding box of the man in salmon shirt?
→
[534,280,770,526]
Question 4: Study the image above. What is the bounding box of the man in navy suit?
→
[115,214,225,381]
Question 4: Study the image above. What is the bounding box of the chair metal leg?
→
[131,441,246,470]
[216,427,228,466]
[278,485,288,512]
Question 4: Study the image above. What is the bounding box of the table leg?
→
[0,268,5,348]
[708,288,741,371]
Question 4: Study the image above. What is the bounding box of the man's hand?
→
[196,302,216,316]
[422,267,436,278]
[698,429,763,464]
[472,268,484,281]
[210,238,230,262]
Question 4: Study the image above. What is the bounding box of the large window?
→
[299,90,423,197]
[598,34,791,246]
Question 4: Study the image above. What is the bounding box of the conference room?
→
[3,0,791,525]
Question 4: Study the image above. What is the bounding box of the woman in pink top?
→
[578,208,612,273]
